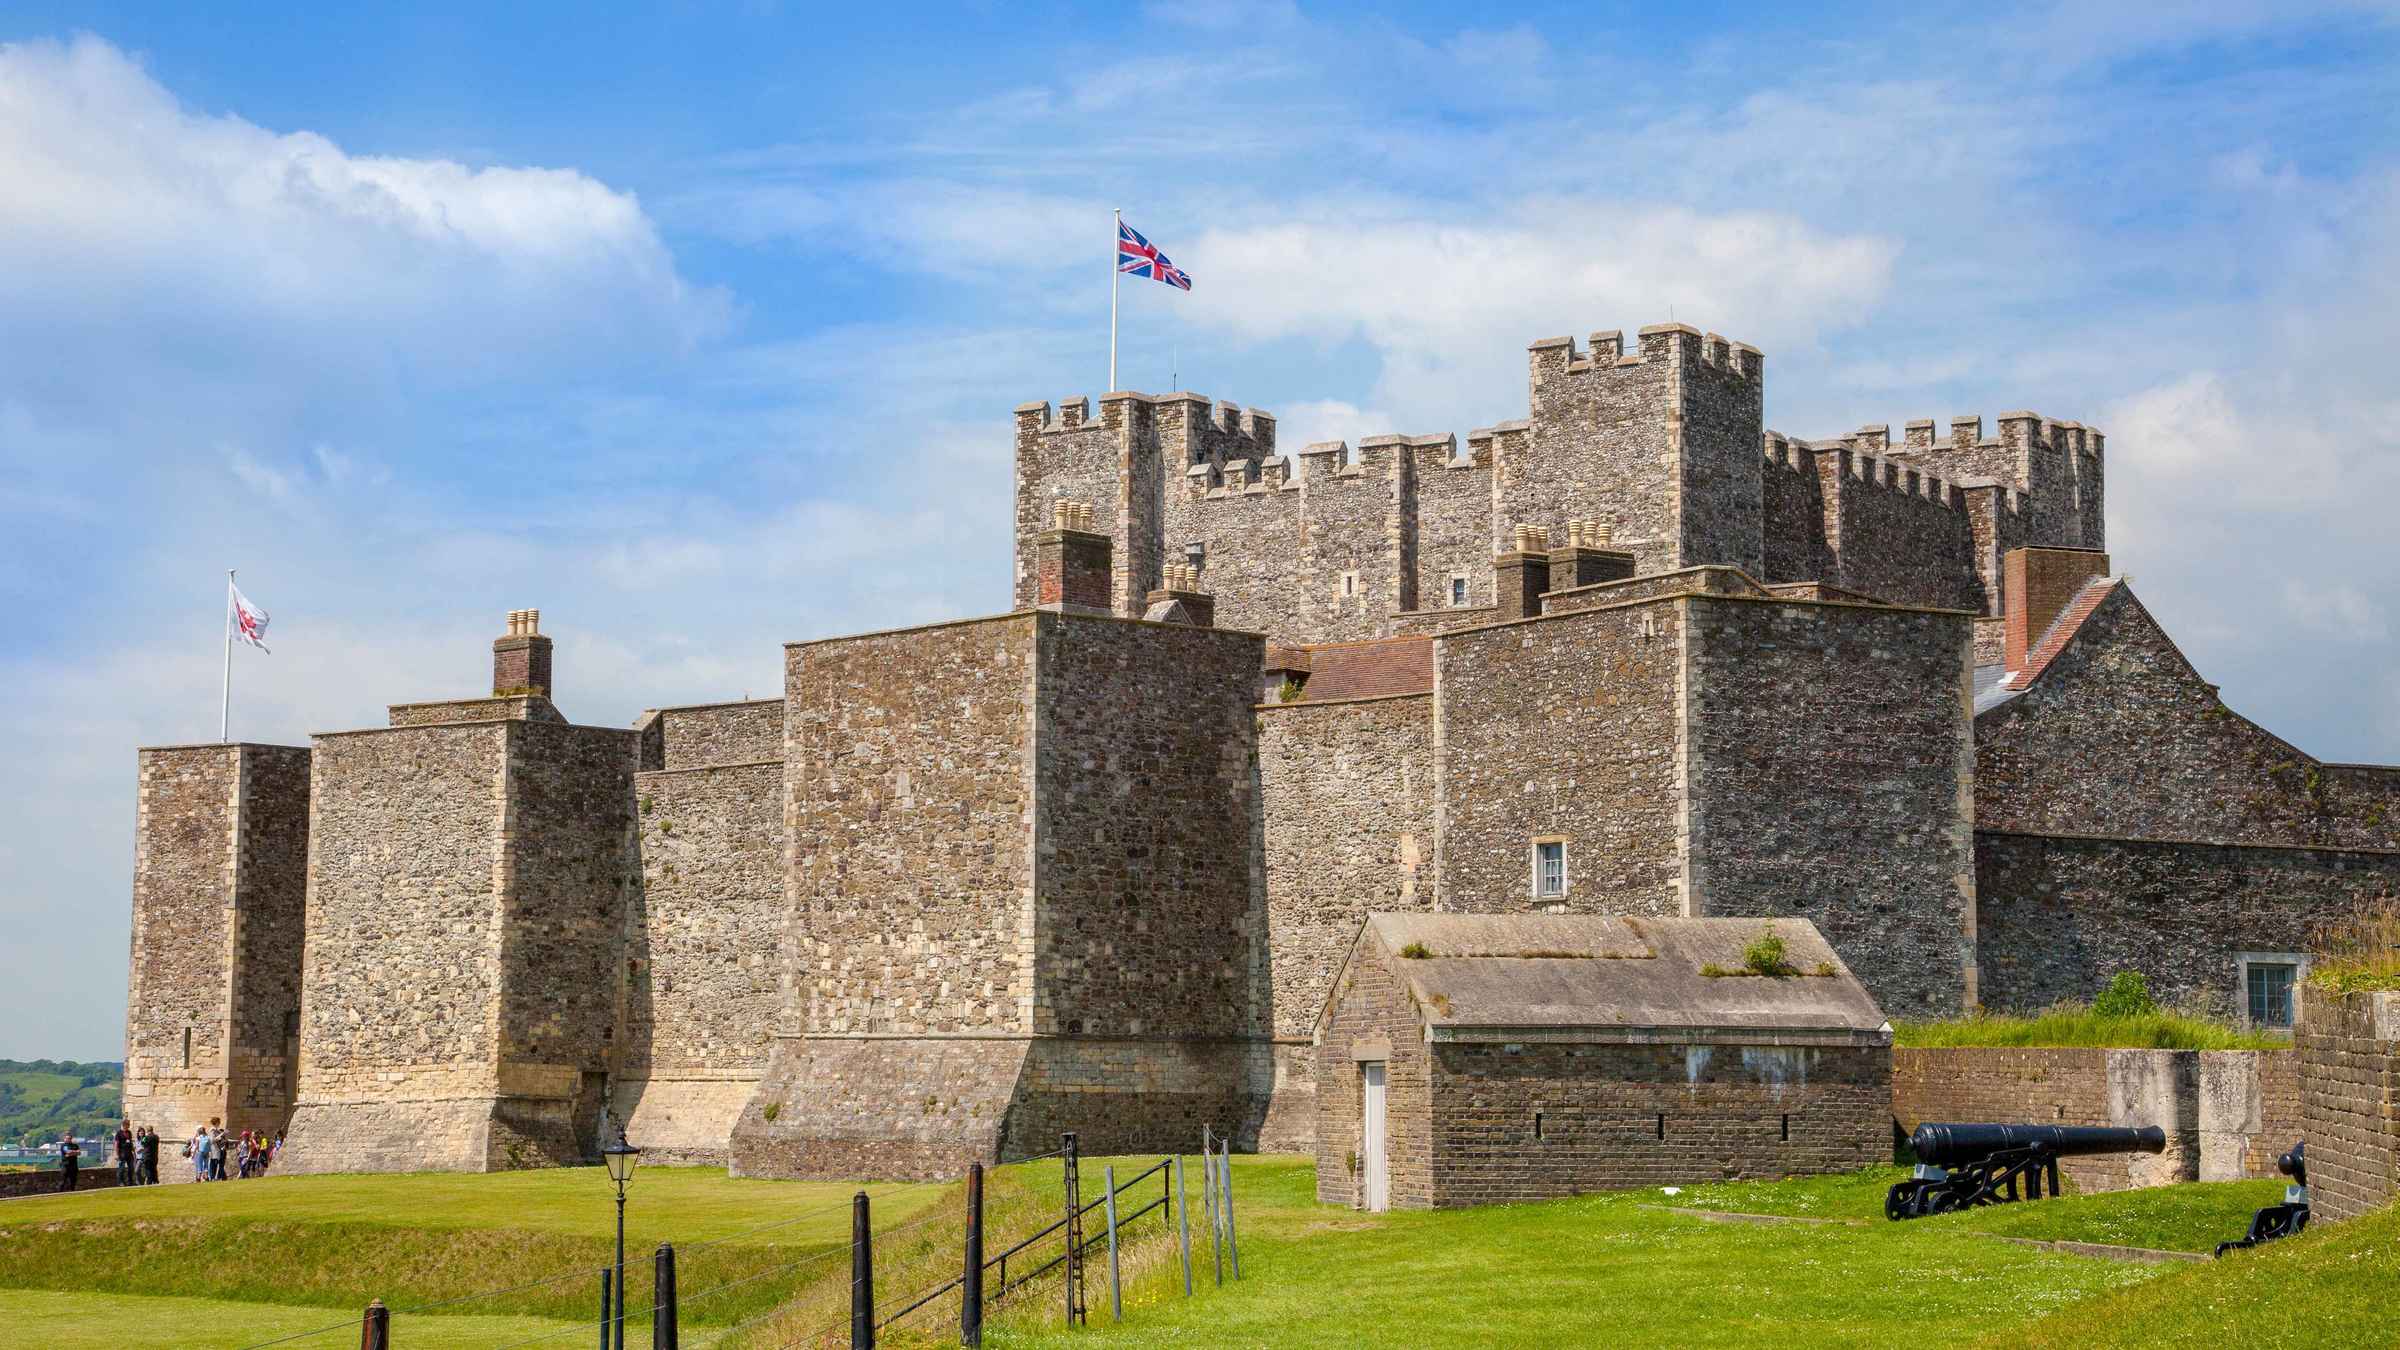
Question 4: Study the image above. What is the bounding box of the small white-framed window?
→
[1449,575,1469,607]
[2238,952,2307,1030]
[1339,571,1359,599]
[1533,838,1567,903]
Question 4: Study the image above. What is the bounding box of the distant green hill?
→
[0,1060,124,1150]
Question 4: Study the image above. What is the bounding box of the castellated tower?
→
[280,612,643,1174]
[122,742,311,1167]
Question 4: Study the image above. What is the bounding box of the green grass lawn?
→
[0,1165,944,1334]
[0,1155,2371,1348]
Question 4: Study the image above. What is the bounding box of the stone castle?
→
[122,322,2400,1178]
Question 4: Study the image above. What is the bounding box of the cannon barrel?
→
[1911,1123,2167,1167]
[2278,1142,2305,1185]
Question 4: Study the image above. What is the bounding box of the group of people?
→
[186,1120,277,1182]
[49,1117,280,1191]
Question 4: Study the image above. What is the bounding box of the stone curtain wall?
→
[285,723,513,1173]
[1892,1047,2298,1191]
[1673,333,1767,578]
[1975,833,2400,1016]
[1424,1041,1889,1206]
[124,744,311,1160]
[1013,397,1146,614]
[1258,694,1436,1041]
[645,700,783,770]
[1684,597,1976,1017]
[1760,436,1833,586]
[1433,602,1686,916]
[1314,935,1434,1209]
[2298,990,2400,1223]
[387,695,563,726]
[1812,447,1980,611]
[618,758,783,1164]
[1978,588,2400,852]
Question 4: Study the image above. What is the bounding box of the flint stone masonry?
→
[2298,990,2400,1223]
[636,699,784,771]
[1891,1047,2298,1191]
[1317,915,1890,1209]
[281,716,638,1175]
[730,609,1274,1179]
[389,695,564,727]
[616,759,783,1165]
[123,743,311,1163]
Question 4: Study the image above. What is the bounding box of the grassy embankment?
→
[4,1155,2389,1347]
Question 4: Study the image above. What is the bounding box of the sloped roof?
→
[1282,635,1434,702]
[1336,914,1890,1044]
[2001,577,2118,691]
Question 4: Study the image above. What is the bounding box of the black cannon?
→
[1886,1123,2167,1220]
[2215,1142,2309,1257]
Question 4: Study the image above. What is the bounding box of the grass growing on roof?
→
[2305,895,2400,994]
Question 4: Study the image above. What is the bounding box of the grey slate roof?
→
[1972,663,2021,714]
[1343,913,1890,1046]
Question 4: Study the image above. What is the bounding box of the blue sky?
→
[3,2,2397,1058]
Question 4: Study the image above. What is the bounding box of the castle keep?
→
[123,322,2400,1178]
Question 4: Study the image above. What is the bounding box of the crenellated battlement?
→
[1528,323,1764,382]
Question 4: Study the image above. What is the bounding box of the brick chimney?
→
[2003,547,2111,672]
[1035,501,1113,615]
[493,609,552,697]
[1547,520,1637,591]
[1495,525,1552,621]
[1144,563,1216,628]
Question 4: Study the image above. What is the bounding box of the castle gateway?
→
[123,323,2400,1177]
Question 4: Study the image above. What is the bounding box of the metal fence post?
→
[653,1242,678,1350]
[1220,1135,1241,1280]
[1103,1164,1123,1322]
[1203,1128,1222,1288]
[1173,1154,1194,1296]
[852,1191,874,1350]
[1061,1132,1086,1327]
[961,1163,985,1347]
[359,1298,389,1350]
[599,1269,613,1350]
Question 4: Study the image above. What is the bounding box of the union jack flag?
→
[1117,220,1192,291]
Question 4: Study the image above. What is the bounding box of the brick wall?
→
[1422,1039,1888,1205]
[2298,989,2400,1223]
[1684,597,1975,1018]
[1314,935,1434,1209]
[1893,1047,2296,1191]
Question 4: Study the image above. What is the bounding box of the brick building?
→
[1313,914,1891,1209]
[121,319,2400,1179]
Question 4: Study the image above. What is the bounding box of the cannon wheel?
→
[1921,1187,1967,1216]
[1885,1182,1923,1221]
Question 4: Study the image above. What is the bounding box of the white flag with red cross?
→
[229,582,270,653]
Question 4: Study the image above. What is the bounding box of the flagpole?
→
[1109,207,1122,393]
[220,570,234,743]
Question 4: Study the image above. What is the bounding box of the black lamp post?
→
[603,1127,641,1349]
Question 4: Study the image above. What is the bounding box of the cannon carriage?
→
[1886,1123,2167,1220]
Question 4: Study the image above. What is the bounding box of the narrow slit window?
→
[1781,1113,1790,1142]
[1534,1111,1545,1141]
[181,1027,191,1070]
[1449,575,1469,607]
[1655,1113,1665,1140]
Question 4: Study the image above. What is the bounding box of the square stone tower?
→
[279,614,641,1173]
[122,742,311,1162]
[729,602,1270,1180]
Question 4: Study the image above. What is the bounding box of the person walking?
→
[210,1125,228,1181]
[114,1121,135,1186]
[57,1132,81,1192]
[190,1125,211,1183]
[139,1126,160,1185]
